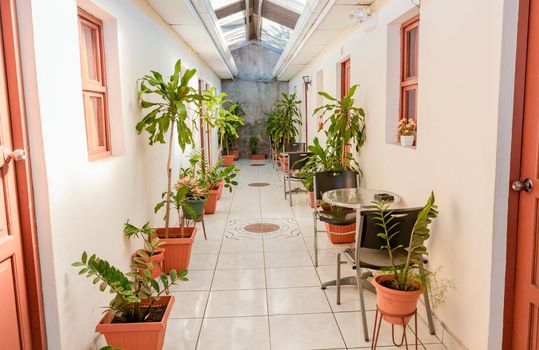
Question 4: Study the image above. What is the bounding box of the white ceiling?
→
[146,0,235,79]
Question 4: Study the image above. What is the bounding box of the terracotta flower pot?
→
[156,227,196,273]
[217,180,224,200]
[131,249,164,279]
[96,295,175,350]
[232,150,240,160]
[309,192,315,208]
[204,188,219,214]
[185,198,206,221]
[372,275,423,325]
[222,155,234,166]
[325,222,356,244]
[279,157,288,171]
[249,153,265,160]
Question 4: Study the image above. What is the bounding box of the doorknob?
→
[0,146,26,168]
[512,178,533,193]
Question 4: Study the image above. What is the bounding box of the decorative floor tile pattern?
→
[162,160,446,350]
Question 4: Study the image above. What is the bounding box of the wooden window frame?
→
[340,58,351,99]
[77,8,111,160]
[399,15,419,123]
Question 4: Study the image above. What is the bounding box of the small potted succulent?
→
[248,135,265,160]
[398,118,416,147]
[371,192,437,324]
[123,221,164,279]
[72,240,186,350]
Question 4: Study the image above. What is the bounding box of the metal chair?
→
[312,170,360,267]
[336,208,436,341]
[283,142,306,153]
[283,152,312,206]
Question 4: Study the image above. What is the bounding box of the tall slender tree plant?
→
[136,60,200,237]
[274,92,302,145]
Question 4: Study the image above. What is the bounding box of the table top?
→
[322,188,402,209]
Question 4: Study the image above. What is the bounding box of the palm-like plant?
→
[315,85,366,170]
[373,192,438,291]
[136,60,200,237]
[273,92,302,145]
[216,104,245,156]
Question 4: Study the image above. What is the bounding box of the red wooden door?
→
[512,1,539,348]
[0,13,32,350]
[341,59,351,98]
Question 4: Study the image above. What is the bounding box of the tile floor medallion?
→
[224,218,301,239]
[163,160,447,350]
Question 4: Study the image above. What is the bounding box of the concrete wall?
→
[288,0,519,349]
[17,0,221,348]
[222,44,288,158]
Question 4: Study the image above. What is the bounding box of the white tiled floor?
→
[164,160,447,350]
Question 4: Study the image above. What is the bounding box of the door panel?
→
[512,1,539,348]
[0,9,32,349]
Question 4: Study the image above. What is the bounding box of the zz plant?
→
[136,60,200,237]
[373,192,438,291]
[72,239,187,323]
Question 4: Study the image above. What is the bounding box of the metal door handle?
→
[0,146,26,168]
[512,178,533,193]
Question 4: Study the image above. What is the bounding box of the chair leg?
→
[420,263,436,335]
[356,265,370,341]
[283,174,287,199]
[337,253,341,305]
[289,176,292,206]
[313,212,318,267]
[201,217,207,240]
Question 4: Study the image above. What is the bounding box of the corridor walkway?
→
[163,160,447,350]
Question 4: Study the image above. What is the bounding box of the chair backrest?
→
[287,152,312,171]
[313,170,359,200]
[284,142,306,152]
[359,207,422,250]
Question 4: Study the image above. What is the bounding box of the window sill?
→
[388,142,416,150]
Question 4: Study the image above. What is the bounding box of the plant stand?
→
[371,307,418,350]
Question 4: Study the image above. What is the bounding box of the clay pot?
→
[309,192,315,208]
[249,153,265,160]
[204,188,219,214]
[324,222,356,244]
[131,249,164,279]
[222,155,234,166]
[96,295,175,350]
[372,275,423,325]
[232,150,240,160]
[155,227,196,273]
[217,180,224,200]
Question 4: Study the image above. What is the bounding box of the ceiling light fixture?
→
[348,6,371,26]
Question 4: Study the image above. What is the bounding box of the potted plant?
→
[371,192,438,325]
[398,118,416,147]
[213,100,244,166]
[72,242,186,350]
[274,92,302,146]
[230,102,245,160]
[248,135,265,160]
[316,84,366,170]
[154,178,202,273]
[136,60,200,260]
[123,221,164,279]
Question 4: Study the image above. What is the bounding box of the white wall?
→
[18,0,221,348]
[290,0,518,349]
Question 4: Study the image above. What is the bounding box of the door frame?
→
[0,0,47,348]
[503,0,530,348]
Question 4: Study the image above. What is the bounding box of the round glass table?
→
[322,188,402,210]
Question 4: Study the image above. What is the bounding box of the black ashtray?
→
[374,193,394,202]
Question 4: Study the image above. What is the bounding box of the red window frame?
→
[400,15,419,123]
[340,58,351,98]
[78,8,111,160]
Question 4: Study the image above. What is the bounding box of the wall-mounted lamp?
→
[348,6,371,26]
[302,75,312,85]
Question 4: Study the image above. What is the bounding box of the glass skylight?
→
[218,11,247,47]
[267,0,307,14]
[261,18,292,51]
